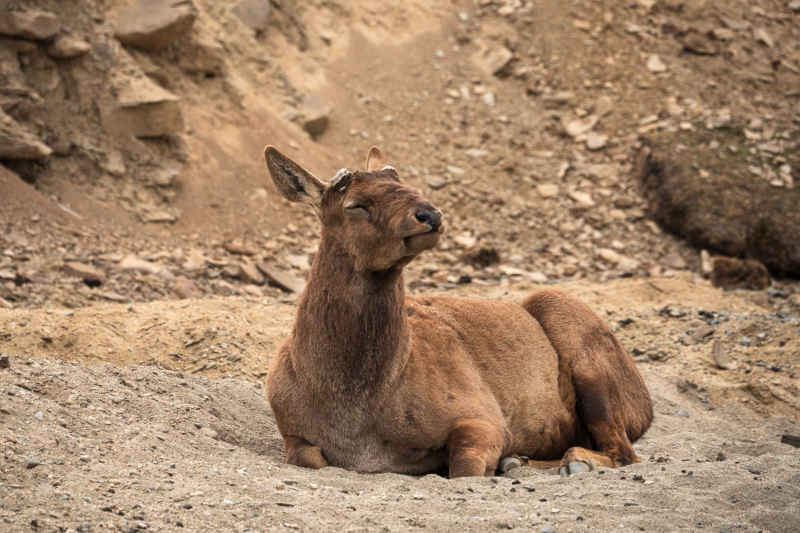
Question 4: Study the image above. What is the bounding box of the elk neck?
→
[291,231,410,398]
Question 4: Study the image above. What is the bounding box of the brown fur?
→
[264,146,653,478]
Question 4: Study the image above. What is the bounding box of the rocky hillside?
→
[1,0,799,311]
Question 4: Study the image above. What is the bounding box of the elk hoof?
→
[500,456,522,473]
[559,459,595,477]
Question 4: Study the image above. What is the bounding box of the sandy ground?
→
[2,279,799,532]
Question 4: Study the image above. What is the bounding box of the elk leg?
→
[560,374,642,476]
[522,289,653,477]
[446,419,505,478]
[284,436,328,469]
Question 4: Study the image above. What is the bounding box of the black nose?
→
[415,208,442,231]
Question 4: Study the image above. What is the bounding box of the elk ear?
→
[365,146,387,172]
[264,146,325,208]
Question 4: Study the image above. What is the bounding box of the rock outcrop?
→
[115,0,197,51]
[0,9,59,40]
[637,129,800,277]
[0,110,52,160]
[104,76,184,138]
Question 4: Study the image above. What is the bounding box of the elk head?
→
[264,146,444,272]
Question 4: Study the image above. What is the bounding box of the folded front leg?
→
[284,436,328,469]
[446,419,506,478]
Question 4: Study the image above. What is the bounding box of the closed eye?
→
[345,204,370,219]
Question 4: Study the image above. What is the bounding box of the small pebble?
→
[427,175,448,190]
[26,456,42,469]
[541,526,555,533]
[200,426,218,439]
[740,336,752,347]
[647,54,667,72]
[585,132,608,151]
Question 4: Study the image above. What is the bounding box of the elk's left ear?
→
[365,146,388,172]
[264,146,326,209]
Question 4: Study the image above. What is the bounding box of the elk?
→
[264,145,653,478]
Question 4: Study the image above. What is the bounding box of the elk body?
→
[265,146,653,478]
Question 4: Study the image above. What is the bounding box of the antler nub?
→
[330,168,353,191]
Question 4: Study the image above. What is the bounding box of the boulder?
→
[173,276,203,299]
[240,260,265,285]
[223,239,257,256]
[636,129,800,277]
[563,115,598,138]
[257,263,304,293]
[151,164,182,187]
[536,183,559,198]
[646,54,667,73]
[597,248,640,271]
[232,0,272,32]
[0,9,59,40]
[585,132,608,151]
[119,254,174,279]
[179,35,225,76]
[47,34,91,59]
[182,250,207,273]
[567,189,595,208]
[472,43,513,76]
[104,76,183,137]
[116,0,197,51]
[680,29,719,55]
[0,110,52,160]
[64,262,106,285]
[140,208,180,223]
[426,175,448,190]
[299,95,331,139]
